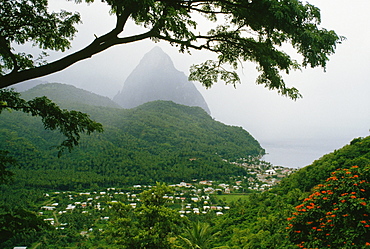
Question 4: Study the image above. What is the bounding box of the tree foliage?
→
[0,150,16,184]
[1,0,343,99]
[0,0,80,75]
[177,221,219,249]
[0,205,52,247]
[287,166,370,248]
[104,183,185,249]
[0,88,103,156]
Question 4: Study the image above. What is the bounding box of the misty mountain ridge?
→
[20,83,121,109]
[113,46,211,114]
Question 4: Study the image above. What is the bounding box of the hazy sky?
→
[33,0,370,168]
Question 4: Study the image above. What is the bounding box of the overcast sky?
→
[34,0,370,168]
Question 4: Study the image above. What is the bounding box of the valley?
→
[0,84,368,248]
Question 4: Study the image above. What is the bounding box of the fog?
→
[23,0,370,168]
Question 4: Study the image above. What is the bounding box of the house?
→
[218,183,229,188]
[191,197,199,202]
[204,187,215,193]
[41,206,55,211]
[130,203,137,208]
[66,204,76,211]
[199,180,212,186]
[178,182,187,187]
[265,169,276,175]
[43,218,54,225]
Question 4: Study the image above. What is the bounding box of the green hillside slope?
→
[208,136,370,249]
[20,83,122,108]
[1,83,264,190]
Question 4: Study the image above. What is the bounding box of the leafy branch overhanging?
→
[0,0,344,99]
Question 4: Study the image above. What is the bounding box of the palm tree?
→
[178,221,219,249]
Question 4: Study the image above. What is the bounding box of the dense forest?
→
[0,84,369,248]
[0,83,264,190]
[1,134,369,248]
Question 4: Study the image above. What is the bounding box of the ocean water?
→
[261,140,346,169]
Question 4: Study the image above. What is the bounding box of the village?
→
[38,163,296,236]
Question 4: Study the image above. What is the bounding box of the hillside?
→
[0,83,264,190]
[202,136,370,249]
[20,82,122,109]
[1,84,369,249]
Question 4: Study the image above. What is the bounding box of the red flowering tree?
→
[287,165,370,248]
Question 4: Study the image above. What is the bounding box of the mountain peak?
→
[113,47,211,114]
[139,46,175,70]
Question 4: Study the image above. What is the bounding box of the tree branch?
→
[0,36,19,74]
[0,7,156,88]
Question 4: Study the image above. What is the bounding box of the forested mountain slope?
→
[1,83,264,190]
[209,136,370,248]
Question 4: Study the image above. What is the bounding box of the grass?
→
[212,193,250,204]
